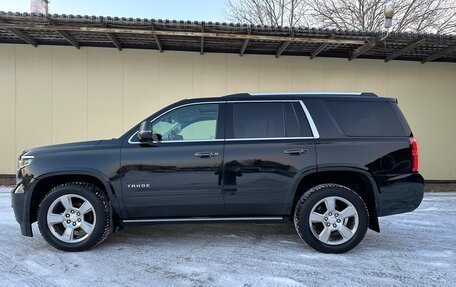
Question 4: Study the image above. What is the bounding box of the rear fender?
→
[288,167,380,232]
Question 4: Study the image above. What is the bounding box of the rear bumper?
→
[377,173,424,217]
[11,184,33,237]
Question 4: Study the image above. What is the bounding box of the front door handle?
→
[283,148,309,155]
[194,151,219,158]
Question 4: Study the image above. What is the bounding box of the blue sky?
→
[0,0,227,21]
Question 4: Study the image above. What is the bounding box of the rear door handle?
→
[283,148,309,155]
[194,151,219,158]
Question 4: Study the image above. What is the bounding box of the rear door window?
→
[232,102,284,139]
[229,102,313,139]
[324,100,404,136]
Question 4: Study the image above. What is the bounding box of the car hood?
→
[22,140,104,157]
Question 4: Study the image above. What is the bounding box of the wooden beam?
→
[154,35,163,52]
[385,38,426,62]
[0,17,39,48]
[0,23,365,45]
[150,24,164,53]
[55,30,80,49]
[310,42,330,59]
[200,24,204,55]
[240,29,251,56]
[7,28,37,47]
[47,16,79,49]
[349,39,377,61]
[107,33,122,51]
[422,44,456,63]
[276,41,291,58]
[102,23,122,51]
[200,36,204,55]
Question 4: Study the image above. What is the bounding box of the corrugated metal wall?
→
[0,45,455,179]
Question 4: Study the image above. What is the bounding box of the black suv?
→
[12,92,424,253]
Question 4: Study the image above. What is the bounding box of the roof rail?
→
[248,92,377,97]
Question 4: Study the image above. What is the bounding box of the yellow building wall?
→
[0,44,455,180]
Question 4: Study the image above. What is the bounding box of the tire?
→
[37,182,112,252]
[294,184,368,253]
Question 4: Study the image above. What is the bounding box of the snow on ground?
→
[0,186,12,192]
[0,186,455,287]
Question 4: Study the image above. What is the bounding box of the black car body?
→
[12,92,424,253]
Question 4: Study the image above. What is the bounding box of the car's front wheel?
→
[294,184,368,253]
[37,182,111,251]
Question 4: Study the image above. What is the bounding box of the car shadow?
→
[94,222,431,254]
[27,221,437,254]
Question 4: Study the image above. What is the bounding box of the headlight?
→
[18,155,34,170]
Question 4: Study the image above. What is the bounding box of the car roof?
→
[179,92,397,104]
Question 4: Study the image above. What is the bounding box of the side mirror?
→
[137,121,153,142]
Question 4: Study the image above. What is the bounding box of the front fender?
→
[15,169,125,237]
[34,169,125,217]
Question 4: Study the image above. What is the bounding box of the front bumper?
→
[11,184,33,237]
[377,173,424,217]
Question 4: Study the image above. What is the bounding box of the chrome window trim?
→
[142,139,224,143]
[128,99,320,144]
[225,137,314,141]
[123,216,283,223]
[299,100,320,139]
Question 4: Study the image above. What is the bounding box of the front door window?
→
[152,104,219,141]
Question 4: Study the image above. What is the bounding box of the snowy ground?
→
[0,186,455,287]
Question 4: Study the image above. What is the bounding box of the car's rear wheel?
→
[294,184,368,253]
[37,182,111,251]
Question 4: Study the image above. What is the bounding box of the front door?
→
[223,101,317,215]
[120,102,226,218]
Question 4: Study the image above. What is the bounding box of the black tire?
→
[37,182,112,252]
[294,184,368,253]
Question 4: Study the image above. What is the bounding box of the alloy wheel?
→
[308,196,359,245]
[46,194,96,243]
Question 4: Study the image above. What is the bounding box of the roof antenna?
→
[381,1,395,41]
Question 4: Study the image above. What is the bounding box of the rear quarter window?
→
[324,100,405,137]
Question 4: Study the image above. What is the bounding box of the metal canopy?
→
[0,11,455,63]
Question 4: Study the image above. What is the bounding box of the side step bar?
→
[121,216,287,225]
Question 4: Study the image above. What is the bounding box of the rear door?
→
[222,100,318,215]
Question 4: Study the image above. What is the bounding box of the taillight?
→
[410,137,419,172]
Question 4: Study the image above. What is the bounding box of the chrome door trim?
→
[122,216,284,223]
